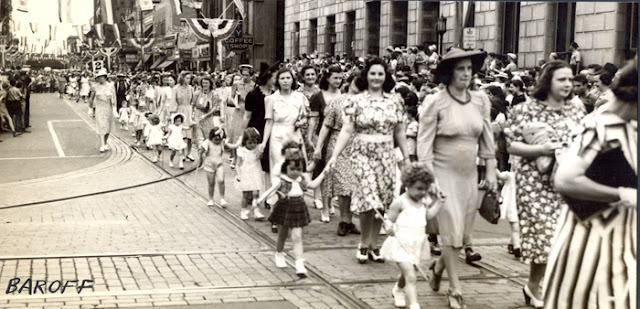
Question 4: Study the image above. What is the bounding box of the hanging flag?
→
[59,0,72,23]
[95,0,115,24]
[171,0,183,16]
[232,0,244,20]
[183,18,210,41]
[17,0,29,12]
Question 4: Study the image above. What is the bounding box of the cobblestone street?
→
[0,94,532,308]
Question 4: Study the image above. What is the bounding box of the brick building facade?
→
[284,1,637,68]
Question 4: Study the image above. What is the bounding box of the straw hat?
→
[507,53,517,61]
[435,48,486,82]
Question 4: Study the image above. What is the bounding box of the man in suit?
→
[114,74,130,111]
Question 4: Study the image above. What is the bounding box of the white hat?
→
[507,53,517,60]
[95,69,108,78]
[428,45,437,51]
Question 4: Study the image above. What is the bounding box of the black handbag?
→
[478,189,501,224]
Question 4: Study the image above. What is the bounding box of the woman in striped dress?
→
[545,57,637,309]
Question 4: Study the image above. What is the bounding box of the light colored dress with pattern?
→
[503,99,584,264]
[93,82,116,135]
[236,146,264,192]
[265,90,308,177]
[342,91,406,214]
[322,95,354,197]
[417,90,495,248]
[174,85,194,139]
[380,194,430,264]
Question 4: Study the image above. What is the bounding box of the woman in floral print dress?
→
[504,61,585,307]
[326,57,409,264]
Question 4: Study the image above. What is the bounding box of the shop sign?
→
[125,53,139,63]
[191,47,199,58]
[198,45,209,58]
[222,37,254,51]
[179,50,192,60]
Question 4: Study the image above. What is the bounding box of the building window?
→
[627,2,638,57]
[292,22,300,57]
[391,1,408,47]
[308,19,317,53]
[420,2,439,47]
[555,2,576,53]
[366,1,381,56]
[344,11,356,56]
[502,2,520,53]
[325,15,336,55]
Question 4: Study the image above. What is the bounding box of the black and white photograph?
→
[0,0,637,308]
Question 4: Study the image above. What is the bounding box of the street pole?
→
[140,9,145,71]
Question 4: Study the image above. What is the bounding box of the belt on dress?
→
[354,133,393,142]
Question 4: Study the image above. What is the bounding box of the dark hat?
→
[435,48,487,82]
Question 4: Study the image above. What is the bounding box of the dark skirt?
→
[6,100,22,116]
[268,196,310,228]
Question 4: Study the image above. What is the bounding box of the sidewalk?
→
[0,94,532,308]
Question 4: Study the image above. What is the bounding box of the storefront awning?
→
[149,57,165,69]
[156,61,175,70]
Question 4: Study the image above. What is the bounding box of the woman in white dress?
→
[79,73,91,103]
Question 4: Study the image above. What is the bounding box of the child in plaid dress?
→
[258,147,325,278]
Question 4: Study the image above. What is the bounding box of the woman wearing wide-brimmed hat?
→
[90,69,117,153]
[417,48,498,308]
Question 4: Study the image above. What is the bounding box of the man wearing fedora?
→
[115,73,130,111]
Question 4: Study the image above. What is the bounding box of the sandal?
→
[446,290,466,309]
[429,260,442,292]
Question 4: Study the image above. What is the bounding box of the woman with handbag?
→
[90,69,117,153]
[417,48,497,308]
[503,61,585,308]
[544,57,637,309]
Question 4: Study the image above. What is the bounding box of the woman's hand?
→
[258,143,266,153]
[539,141,563,156]
[324,157,336,171]
[614,187,637,208]
[312,148,323,161]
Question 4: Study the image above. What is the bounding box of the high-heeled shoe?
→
[368,248,385,263]
[429,260,442,292]
[523,285,543,308]
[446,290,466,309]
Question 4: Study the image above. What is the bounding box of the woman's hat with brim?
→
[435,48,487,82]
[95,68,108,78]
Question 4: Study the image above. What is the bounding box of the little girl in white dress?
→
[380,162,445,309]
[145,114,164,163]
[164,113,187,169]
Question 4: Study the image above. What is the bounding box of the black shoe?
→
[368,249,385,263]
[337,222,347,237]
[13,132,22,137]
[346,222,361,235]
[513,248,522,258]
[465,248,481,264]
[508,244,514,254]
[271,224,278,234]
[265,202,271,210]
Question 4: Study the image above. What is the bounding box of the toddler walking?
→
[164,113,188,169]
[197,127,240,207]
[380,162,445,309]
[235,128,266,221]
[118,103,130,130]
[145,114,164,163]
[258,147,326,278]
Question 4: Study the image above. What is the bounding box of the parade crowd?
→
[2,41,637,309]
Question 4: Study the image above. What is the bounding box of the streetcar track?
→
[0,97,527,307]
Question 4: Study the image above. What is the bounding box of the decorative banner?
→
[232,0,244,20]
[128,37,155,50]
[171,0,183,16]
[208,19,239,39]
[183,18,210,41]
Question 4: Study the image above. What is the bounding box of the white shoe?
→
[313,199,323,209]
[125,126,129,131]
[131,132,136,137]
[240,209,250,220]
[295,259,307,278]
[105,145,110,151]
[392,283,407,308]
[321,213,330,223]
[206,200,214,206]
[99,146,105,153]
[179,161,184,170]
[152,157,158,163]
[275,252,287,268]
[220,199,228,208]
[169,161,174,168]
[253,208,265,221]
[408,304,420,309]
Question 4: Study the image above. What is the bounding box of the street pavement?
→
[0,93,532,308]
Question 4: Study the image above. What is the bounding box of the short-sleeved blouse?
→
[264,90,308,125]
[342,91,406,135]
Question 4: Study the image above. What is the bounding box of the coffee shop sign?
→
[223,37,254,51]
